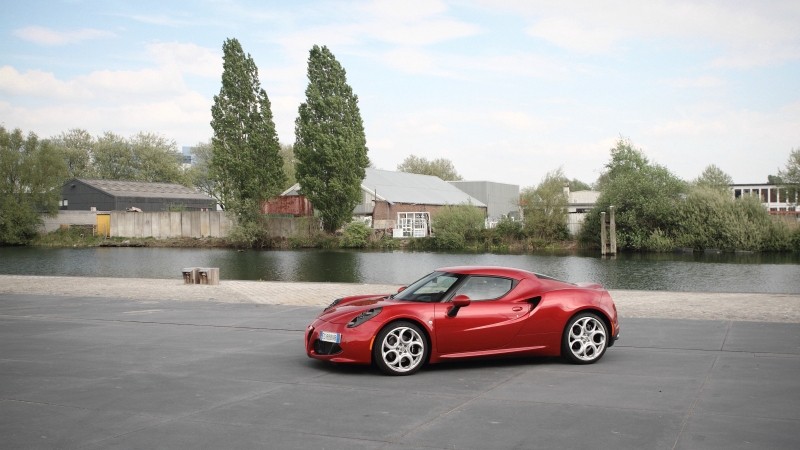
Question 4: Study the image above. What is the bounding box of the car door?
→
[434,275,528,355]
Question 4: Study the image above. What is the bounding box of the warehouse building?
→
[60,179,216,212]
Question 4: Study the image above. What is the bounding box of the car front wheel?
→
[373,321,428,375]
[562,312,608,364]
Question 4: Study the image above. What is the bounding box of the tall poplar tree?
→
[210,38,285,223]
[294,45,369,233]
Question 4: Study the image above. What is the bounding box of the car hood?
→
[318,295,394,324]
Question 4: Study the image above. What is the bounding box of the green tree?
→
[569,178,592,191]
[580,138,687,251]
[50,128,94,179]
[210,38,286,224]
[92,132,184,183]
[185,140,219,202]
[397,155,463,180]
[92,132,135,180]
[0,127,67,244]
[693,164,733,192]
[294,45,369,233]
[778,148,800,202]
[128,132,185,183]
[520,168,569,241]
[280,143,296,189]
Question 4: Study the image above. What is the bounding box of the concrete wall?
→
[42,211,318,239]
[110,211,232,238]
[40,211,98,233]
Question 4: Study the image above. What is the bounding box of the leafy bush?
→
[494,217,524,241]
[433,230,466,250]
[645,229,675,252]
[33,225,104,247]
[432,203,484,242]
[228,220,273,249]
[340,221,372,248]
[673,186,794,252]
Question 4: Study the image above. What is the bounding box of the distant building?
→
[181,146,195,167]
[274,168,486,237]
[60,179,216,212]
[565,187,600,235]
[730,183,798,214]
[448,181,519,225]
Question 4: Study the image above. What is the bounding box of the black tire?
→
[562,312,608,364]
[373,321,428,376]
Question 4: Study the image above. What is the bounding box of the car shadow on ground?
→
[306,355,563,377]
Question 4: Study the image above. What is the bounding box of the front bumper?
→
[305,318,377,364]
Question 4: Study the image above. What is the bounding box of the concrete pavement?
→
[1,276,799,449]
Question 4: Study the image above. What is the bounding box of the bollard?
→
[197,267,219,285]
[181,267,198,284]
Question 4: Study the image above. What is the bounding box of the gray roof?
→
[282,168,486,207]
[74,179,213,201]
[363,169,485,206]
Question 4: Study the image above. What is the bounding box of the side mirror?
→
[447,295,471,318]
[397,286,406,293]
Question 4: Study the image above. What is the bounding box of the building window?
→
[397,212,430,237]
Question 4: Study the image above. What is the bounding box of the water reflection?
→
[0,246,797,294]
[294,250,361,283]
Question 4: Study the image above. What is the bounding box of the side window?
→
[396,273,460,303]
[454,276,513,301]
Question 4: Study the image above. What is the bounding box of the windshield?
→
[393,271,461,303]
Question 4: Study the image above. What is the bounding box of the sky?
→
[1,0,799,188]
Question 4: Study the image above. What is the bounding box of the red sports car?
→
[305,266,620,375]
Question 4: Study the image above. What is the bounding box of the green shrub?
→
[372,235,400,250]
[644,229,675,252]
[790,227,800,252]
[32,225,105,247]
[433,230,466,250]
[494,217,524,241]
[228,219,272,248]
[432,203,484,248]
[340,221,372,248]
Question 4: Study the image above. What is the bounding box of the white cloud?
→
[378,47,456,77]
[526,17,622,54]
[13,26,114,46]
[147,42,221,78]
[486,110,551,133]
[0,66,88,100]
[663,76,726,89]
[357,0,480,45]
[483,0,800,67]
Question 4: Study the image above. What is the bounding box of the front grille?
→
[313,339,342,355]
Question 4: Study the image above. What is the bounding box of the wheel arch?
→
[563,307,615,348]
[372,317,433,365]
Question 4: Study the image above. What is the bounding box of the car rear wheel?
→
[373,321,428,376]
[562,312,608,364]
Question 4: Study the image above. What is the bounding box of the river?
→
[0,247,798,294]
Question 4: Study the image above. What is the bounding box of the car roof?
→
[435,266,540,280]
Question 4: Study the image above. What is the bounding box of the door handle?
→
[512,306,523,312]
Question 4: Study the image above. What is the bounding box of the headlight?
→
[347,307,382,328]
